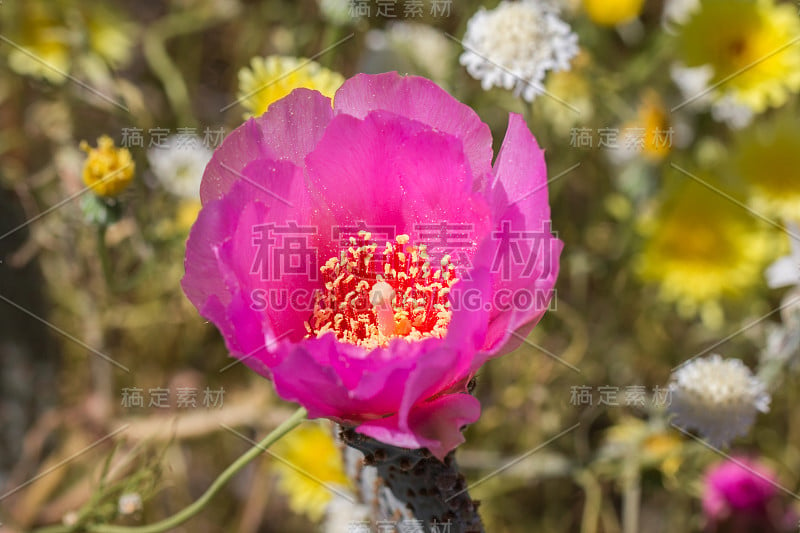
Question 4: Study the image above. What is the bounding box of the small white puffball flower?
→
[118,492,143,515]
[147,135,213,199]
[459,0,578,102]
[668,354,770,447]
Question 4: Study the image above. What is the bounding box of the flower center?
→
[727,37,747,59]
[305,232,458,349]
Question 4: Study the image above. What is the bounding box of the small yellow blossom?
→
[582,0,645,26]
[602,418,684,478]
[6,2,133,84]
[678,0,800,113]
[271,421,350,522]
[637,176,773,324]
[176,200,202,232]
[623,90,673,162]
[80,136,135,198]
[153,200,202,239]
[237,56,345,117]
[7,3,71,84]
[735,117,800,221]
[84,6,134,68]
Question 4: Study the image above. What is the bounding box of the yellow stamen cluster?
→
[306,232,457,349]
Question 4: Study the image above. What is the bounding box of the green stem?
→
[142,9,235,126]
[576,470,601,533]
[96,224,112,289]
[621,461,640,533]
[32,408,307,533]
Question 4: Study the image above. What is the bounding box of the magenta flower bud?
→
[702,457,787,532]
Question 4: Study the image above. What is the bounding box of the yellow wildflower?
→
[735,117,800,221]
[637,176,773,324]
[80,136,135,198]
[582,0,645,26]
[4,2,133,84]
[84,5,134,68]
[7,3,71,84]
[619,90,673,162]
[153,200,202,239]
[176,201,201,233]
[602,418,684,479]
[677,0,800,113]
[271,421,350,522]
[237,56,345,117]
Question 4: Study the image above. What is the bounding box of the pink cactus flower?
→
[182,72,561,460]
[702,457,793,532]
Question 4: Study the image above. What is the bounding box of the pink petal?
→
[200,89,334,203]
[269,331,474,421]
[183,159,324,353]
[334,72,493,187]
[357,394,481,461]
[270,335,429,420]
[182,191,241,311]
[305,110,491,248]
[482,113,563,354]
[487,113,549,216]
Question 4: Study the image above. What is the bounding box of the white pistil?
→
[370,281,396,337]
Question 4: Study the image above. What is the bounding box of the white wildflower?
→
[709,96,754,130]
[670,63,714,110]
[668,354,770,447]
[147,135,212,199]
[62,511,79,526]
[760,289,800,372]
[118,492,143,515]
[671,64,753,129]
[459,0,578,102]
[662,0,699,29]
[323,494,370,533]
[765,222,800,289]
